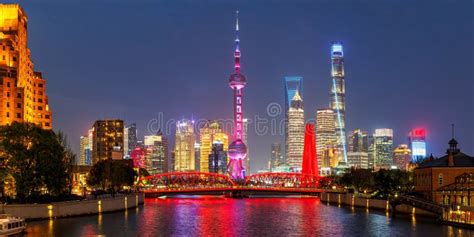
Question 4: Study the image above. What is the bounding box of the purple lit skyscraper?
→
[227,11,247,179]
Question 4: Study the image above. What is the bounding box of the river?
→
[24,197,471,236]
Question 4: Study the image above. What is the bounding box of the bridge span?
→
[139,172,328,197]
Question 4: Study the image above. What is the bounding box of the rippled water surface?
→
[25,197,472,236]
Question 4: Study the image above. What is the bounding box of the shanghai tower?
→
[227,11,247,179]
[330,43,348,164]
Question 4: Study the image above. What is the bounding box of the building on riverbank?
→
[0,4,53,129]
[414,138,474,203]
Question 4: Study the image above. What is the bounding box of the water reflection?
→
[25,197,472,236]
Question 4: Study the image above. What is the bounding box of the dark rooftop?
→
[418,152,474,168]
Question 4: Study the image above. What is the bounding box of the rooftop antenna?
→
[451,123,455,139]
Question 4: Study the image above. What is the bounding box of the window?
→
[438,173,443,186]
[38,83,43,88]
[6,102,9,108]
[6,82,9,87]
[45,115,50,119]
[16,113,20,118]
[16,103,21,108]
[45,122,50,127]
[17,93,21,98]
[236,97,242,104]
[6,92,9,97]
[38,106,42,111]
[6,112,9,118]
[236,105,241,113]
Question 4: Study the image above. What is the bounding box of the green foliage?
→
[0,122,76,202]
[87,159,136,192]
[333,168,414,199]
[372,169,413,198]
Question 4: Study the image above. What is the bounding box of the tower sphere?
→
[228,139,247,160]
[229,72,247,89]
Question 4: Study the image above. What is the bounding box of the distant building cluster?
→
[269,43,428,175]
[79,118,245,176]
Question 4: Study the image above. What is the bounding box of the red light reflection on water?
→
[141,196,327,236]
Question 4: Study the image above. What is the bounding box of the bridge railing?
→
[139,172,326,192]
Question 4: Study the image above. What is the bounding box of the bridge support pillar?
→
[390,203,398,218]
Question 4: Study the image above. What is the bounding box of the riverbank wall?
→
[321,192,437,217]
[0,193,144,220]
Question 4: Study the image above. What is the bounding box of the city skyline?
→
[9,1,473,172]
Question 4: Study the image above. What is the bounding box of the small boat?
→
[0,214,26,235]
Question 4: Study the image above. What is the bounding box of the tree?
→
[87,160,137,193]
[372,169,414,198]
[0,122,76,202]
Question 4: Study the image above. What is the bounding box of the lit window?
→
[438,173,443,186]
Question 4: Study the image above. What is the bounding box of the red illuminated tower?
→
[302,123,319,176]
[227,11,247,179]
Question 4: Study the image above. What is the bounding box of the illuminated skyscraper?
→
[329,43,347,163]
[393,144,411,170]
[316,108,336,168]
[373,128,393,169]
[287,90,305,169]
[347,152,369,169]
[209,141,227,174]
[91,120,124,164]
[348,129,369,152]
[0,4,52,129]
[199,120,228,173]
[270,143,282,170]
[144,131,169,174]
[227,11,247,179]
[79,135,91,166]
[194,142,200,172]
[409,128,427,163]
[174,119,195,171]
[285,76,303,162]
[124,123,137,159]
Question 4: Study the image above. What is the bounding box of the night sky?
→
[8,0,473,172]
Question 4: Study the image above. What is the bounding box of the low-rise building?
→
[414,139,474,203]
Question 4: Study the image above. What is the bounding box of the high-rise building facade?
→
[91,120,124,164]
[124,123,137,159]
[208,141,227,174]
[284,76,303,163]
[316,108,336,168]
[227,11,247,179]
[286,90,305,168]
[194,142,200,172]
[174,119,195,171]
[329,43,347,164]
[409,128,427,163]
[199,120,228,173]
[79,135,91,166]
[144,131,169,174]
[393,144,411,171]
[0,4,52,129]
[373,128,394,169]
[270,143,282,170]
[348,129,369,152]
[347,152,369,169]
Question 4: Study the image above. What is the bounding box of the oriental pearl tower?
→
[227,11,247,179]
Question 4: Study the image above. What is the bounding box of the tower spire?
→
[234,10,241,73]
